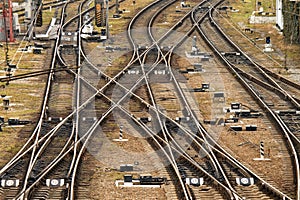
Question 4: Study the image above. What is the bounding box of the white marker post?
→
[119,125,123,140]
[108,57,112,66]
[113,125,128,142]
[253,141,270,161]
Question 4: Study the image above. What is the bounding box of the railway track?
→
[129,1,195,199]
[1,0,299,199]
[144,1,236,199]
[193,1,299,199]
[19,1,76,198]
[67,0,298,198]
[0,0,90,199]
[75,0,282,199]
[71,0,229,198]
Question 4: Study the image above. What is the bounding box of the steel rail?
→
[208,6,300,199]
[212,7,300,93]
[13,1,87,199]
[193,4,296,200]
[209,5,300,145]
[67,1,87,198]
[145,1,231,199]
[60,66,243,200]
[209,7,300,109]
[25,0,88,198]
[19,2,70,199]
[52,62,241,200]
[162,4,240,199]
[132,1,192,199]
[4,1,238,198]
[148,1,238,198]
[75,1,244,198]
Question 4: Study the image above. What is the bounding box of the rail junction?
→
[0,0,299,199]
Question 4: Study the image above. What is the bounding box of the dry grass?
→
[93,0,157,35]
[227,0,300,73]
[205,0,299,194]
[0,35,49,169]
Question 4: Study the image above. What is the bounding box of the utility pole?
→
[105,0,109,39]
[3,15,10,67]
[8,0,13,42]
[2,0,14,42]
[2,0,14,68]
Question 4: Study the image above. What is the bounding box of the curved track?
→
[1,0,299,199]
[193,1,299,199]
